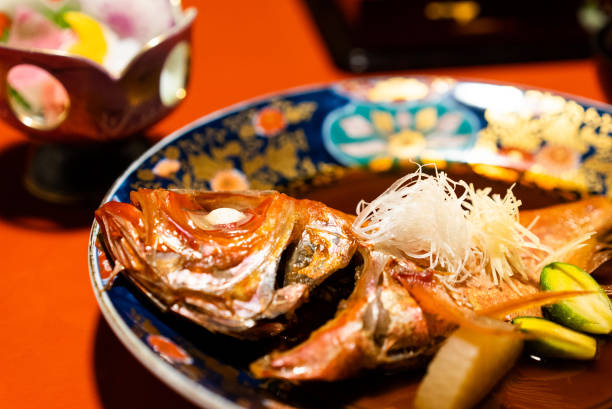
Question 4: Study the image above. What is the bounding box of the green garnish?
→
[0,27,9,43]
[41,5,79,29]
[540,262,612,334]
[513,316,597,360]
[8,86,32,111]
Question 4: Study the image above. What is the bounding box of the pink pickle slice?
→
[7,5,75,51]
[8,65,69,124]
[40,73,69,123]
[80,0,174,42]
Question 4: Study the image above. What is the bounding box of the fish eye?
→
[204,208,246,225]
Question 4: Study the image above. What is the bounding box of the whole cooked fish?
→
[95,189,612,380]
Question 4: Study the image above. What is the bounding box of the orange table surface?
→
[0,1,609,409]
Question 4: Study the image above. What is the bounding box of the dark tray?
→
[305,0,594,72]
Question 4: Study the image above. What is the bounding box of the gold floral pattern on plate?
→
[130,99,346,193]
[476,90,612,196]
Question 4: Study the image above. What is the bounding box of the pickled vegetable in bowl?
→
[1,0,176,74]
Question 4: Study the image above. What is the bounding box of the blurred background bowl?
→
[0,5,196,144]
[0,2,196,203]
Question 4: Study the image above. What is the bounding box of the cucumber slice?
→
[540,262,612,334]
[513,316,597,360]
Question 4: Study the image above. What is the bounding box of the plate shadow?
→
[0,138,151,231]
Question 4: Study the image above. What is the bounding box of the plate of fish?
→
[89,76,612,409]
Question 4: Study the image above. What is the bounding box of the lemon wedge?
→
[63,11,107,64]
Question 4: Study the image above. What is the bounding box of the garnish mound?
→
[352,166,562,289]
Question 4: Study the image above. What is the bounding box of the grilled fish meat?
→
[96,189,612,381]
[251,249,454,380]
[95,189,357,337]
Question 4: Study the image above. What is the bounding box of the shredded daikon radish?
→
[463,185,548,290]
[352,165,567,288]
[353,167,473,283]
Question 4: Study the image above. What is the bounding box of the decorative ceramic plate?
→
[89,76,612,409]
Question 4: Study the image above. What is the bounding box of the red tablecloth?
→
[0,1,608,408]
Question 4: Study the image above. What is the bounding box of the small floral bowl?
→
[0,1,196,143]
